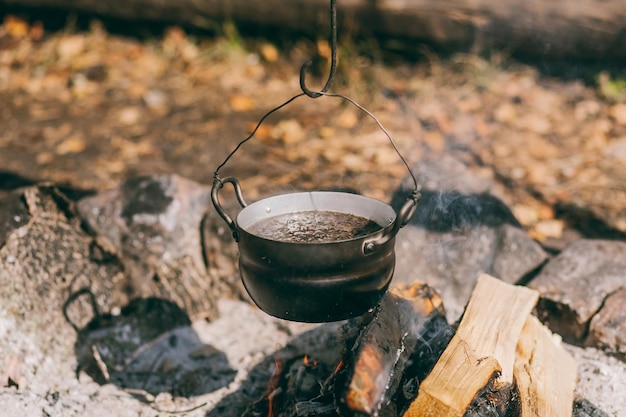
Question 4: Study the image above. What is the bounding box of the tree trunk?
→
[3,0,626,60]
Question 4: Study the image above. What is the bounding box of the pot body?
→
[236,191,397,322]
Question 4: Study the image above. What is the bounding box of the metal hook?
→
[300,0,338,98]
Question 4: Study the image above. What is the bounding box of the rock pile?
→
[1,169,625,416]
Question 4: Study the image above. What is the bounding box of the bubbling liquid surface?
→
[247,210,382,243]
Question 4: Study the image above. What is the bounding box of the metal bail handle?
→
[363,191,419,255]
[210,94,422,247]
[211,176,248,241]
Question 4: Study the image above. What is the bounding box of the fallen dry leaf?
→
[533,219,565,239]
[609,103,626,126]
[229,93,256,112]
[336,108,359,129]
[512,204,540,227]
[3,15,29,38]
[55,134,87,155]
[118,106,142,125]
[57,35,86,60]
[259,43,279,63]
[272,119,305,144]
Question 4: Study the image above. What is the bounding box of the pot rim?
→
[236,191,396,244]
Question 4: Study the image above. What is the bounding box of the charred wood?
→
[463,380,517,417]
[335,282,453,416]
[572,399,610,417]
[240,282,452,417]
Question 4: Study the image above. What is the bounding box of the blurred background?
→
[1,0,626,238]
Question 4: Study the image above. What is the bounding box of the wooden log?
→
[2,0,626,60]
[514,314,577,417]
[403,274,539,417]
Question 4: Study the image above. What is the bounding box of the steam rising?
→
[390,182,528,322]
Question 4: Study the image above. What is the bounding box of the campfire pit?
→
[0,180,615,417]
[218,275,579,417]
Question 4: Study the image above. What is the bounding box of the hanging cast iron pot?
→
[211,0,420,322]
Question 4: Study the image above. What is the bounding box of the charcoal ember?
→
[402,313,456,383]
[335,282,453,417]
[572,399,610,417]
[243,353,340,417]
[77,174,224,319]
[294,400,336,416]
[463,381,516,417]
[528,239,626,343]
[236,324,347,417]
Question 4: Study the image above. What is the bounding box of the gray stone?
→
[77,174,224,320]
[0,185,125,394]
[585,288,626,359]
[0,185,125,329]
[529,239,626,343]
[397,153,499,197]
[391,153,548,321]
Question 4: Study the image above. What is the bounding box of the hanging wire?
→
[321,92,419,193]
[213,0,419,196]
[214,0,338,180]
[213,93,306,179]
[213,90,419,194]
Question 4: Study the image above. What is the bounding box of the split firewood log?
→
[514,314,577,417]
[403,274,539,417]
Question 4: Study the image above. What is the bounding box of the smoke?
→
[392,189,520,233]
